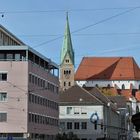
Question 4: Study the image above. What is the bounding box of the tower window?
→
[64,70,71,75]
[68,82,71,86]
[64,82,66,86]
[65,59,69,63]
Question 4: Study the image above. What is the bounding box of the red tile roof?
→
[75,57,140,80]
[119,89,133,101]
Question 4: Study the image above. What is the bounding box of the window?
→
[15,54,20,61]
[68,70,71,74]
[74,112,79,114]
[64,82,66,87]
[68,82,71,86]
[6,53,13,60]
[122,84,125,90]
[35,77,37,85]
[0,113,7,122]
[29,74,32,83]
[0,93,7,101]
[136,106,139,113]
[0,73,7,81]
[74,122,79,129]
[64,70,71,75]
[95,84,98,87]
[32,75,35,84]
[0,54,5,60]
[67,107,72,114]
[67,122,72,129]
[81,112,87,115]
[81,122,87,129]
[107,84,110,88]
[29,113,31,122]
[74,107,79,114]
[65,59,69,63]
[60,122,65,130]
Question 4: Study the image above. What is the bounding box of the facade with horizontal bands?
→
[0,25,59,140]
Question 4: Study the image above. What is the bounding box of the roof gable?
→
[60,85,103,105]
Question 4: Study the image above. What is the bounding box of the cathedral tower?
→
[60,13,75,91]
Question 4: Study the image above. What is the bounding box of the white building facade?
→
[59,85,122,140]
[77,80,140,90]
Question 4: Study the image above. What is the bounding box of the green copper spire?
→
[60,13,74,65]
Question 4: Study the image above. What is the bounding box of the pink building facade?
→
[0,45,59,140]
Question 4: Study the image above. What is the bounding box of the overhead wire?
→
[17,32,140,38]
[32,6,140,48]
[0,6,139,14]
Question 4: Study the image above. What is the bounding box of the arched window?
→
[68,82,71,86]
[122,84,125,90]
[64,82,66,86]
[95,84,98,88]
[107,84,110,88]
[65,59,69,63]
[64,70,71,75]
[69,70,71,74]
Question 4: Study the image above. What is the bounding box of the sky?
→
[0,0,140,69]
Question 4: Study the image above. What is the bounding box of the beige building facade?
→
[0,26,59,140]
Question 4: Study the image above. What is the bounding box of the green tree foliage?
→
[55,132,79,140]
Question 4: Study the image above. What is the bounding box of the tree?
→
[55,132,79,140]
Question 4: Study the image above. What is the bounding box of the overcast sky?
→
[0,0,140,68]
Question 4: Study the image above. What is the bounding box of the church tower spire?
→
[60,12,74,65]
[60,13,75,91]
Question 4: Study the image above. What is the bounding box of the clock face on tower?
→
[65,73,70,79]
[64,70,71,79]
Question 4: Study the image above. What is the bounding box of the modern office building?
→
[0,25,59,140]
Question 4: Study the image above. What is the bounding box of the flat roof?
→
[0,45,58,68]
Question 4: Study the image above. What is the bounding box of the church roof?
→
[75,57,140,80]
[60,13,74,65]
